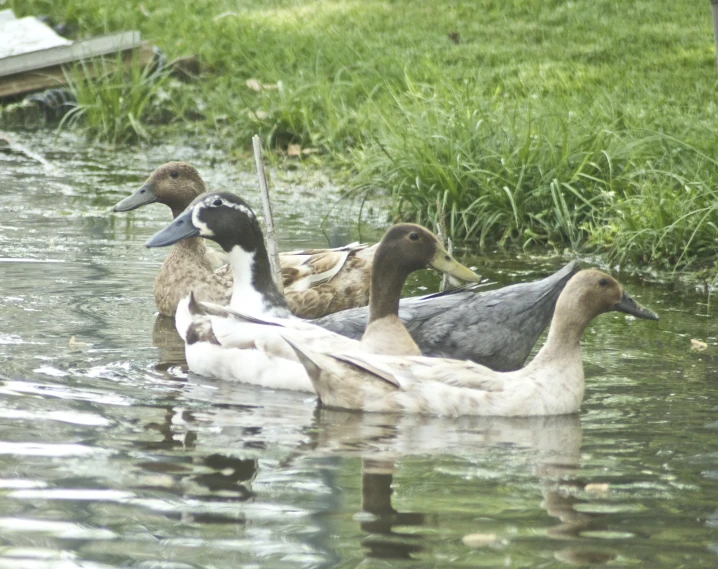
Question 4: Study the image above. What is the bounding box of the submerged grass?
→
[8,0,718,272]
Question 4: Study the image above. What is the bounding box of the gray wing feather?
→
[314,260,581,371]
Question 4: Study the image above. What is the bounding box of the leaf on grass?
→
[690,338,708,351]
[462,533,499,548]
[246,79,278,92]
[247,109,268,120]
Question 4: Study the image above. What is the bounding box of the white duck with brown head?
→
[284,270,659,416]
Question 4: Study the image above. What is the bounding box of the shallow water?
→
[1,131,718,568]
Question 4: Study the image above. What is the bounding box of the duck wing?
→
[178,295,360,359]
[314,260,581,371]
[282,243,377,318]
[281,243,367,291]
[179,299,316,392]
[283,342,512,416]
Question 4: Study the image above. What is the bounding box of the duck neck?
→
[367,259,410,324]
[168,235,208,262]
[226,243,290,317]
[529,300,589,367]
[170,205,186,219]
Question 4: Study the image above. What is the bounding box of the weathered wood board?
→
[0,10,149,99]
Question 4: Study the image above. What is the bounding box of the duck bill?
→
[429,247,481,283]
[145,209,199,248]
[113,183,157,212]
[614,291,659,320]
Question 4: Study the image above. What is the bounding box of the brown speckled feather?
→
[153,239,376,318]
[286,245,376,318]
[154,237,232,316]
[284,245,376,318]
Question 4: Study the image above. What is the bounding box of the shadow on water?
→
[1,132,718,567]
[152,314,186,370]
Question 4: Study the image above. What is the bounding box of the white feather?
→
[185,342,313,392]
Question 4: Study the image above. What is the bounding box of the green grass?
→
[59,53,173,144]
[8,0,718,272]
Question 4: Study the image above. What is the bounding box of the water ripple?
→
[0,442,105,457]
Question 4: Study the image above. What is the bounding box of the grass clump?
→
[60,54,177,144]
[350,84,718,271]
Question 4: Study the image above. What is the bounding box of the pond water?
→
[1,131,718,568]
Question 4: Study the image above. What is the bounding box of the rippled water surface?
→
[1,131,718,568]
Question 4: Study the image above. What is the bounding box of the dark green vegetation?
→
[9,0,718,272]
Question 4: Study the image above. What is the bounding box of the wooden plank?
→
[0,31,141,77]
[0,42,154,99]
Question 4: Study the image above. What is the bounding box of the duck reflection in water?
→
[360,458,426,559]
[307,408,620,565]
[151,313,187,372]
[132,401,259,524]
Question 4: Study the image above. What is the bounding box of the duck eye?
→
[409,232,419,241]
[213,199,223,207]
[170,170,179,179]
[598,278,608,286]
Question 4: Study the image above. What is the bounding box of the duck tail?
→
[174,296,192,341]
[532,260,582,306]
[280,335,323,384]
[280,334,348,405]
[186,316,220,345]
[188,291,206,316]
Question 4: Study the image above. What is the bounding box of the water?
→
[1,131,718,568]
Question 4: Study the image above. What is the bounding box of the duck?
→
[114,162,230,316]
[314,259,581,371]
[145,191,481,391]
[113,161,377,318]
[283,270,658,416]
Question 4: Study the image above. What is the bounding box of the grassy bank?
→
[9,0,718,273]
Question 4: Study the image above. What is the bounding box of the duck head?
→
[114,162,206,218]
[368,223,480,322]
[146,191,289,315]
[375,224,480,283]
[559,269,658,322]
[145,191,263,253]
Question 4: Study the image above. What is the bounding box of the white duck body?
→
[178,302,346,393]
[285,269,659,416]
[147,196,480,392]
[175,261,321,392]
